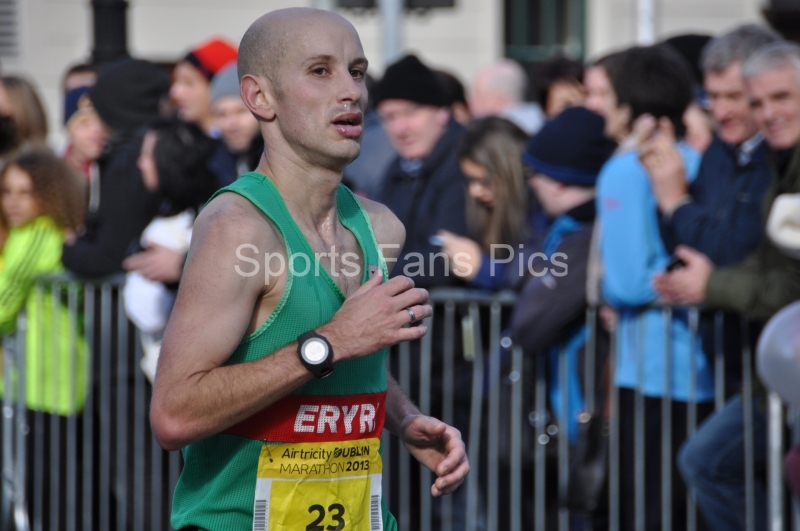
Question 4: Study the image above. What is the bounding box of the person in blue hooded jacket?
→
[596,44,716,531]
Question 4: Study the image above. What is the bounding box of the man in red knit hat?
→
[171,37,239,134]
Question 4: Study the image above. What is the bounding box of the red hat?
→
[183,38,238,81]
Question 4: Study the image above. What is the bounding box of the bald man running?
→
[150,8,469,531]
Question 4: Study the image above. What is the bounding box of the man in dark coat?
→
[374,54,472,530]
[375,54,468,290]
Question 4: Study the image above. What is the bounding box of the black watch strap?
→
[297,330,335,379]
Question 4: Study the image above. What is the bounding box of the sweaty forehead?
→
[239,9,364,82]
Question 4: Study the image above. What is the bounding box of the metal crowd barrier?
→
[1,277,798,531]
[381,289,800,531]
[1,274,179,531]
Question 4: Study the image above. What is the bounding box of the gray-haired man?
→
[641,24,781,266]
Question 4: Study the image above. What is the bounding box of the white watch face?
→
[303,338,328,363]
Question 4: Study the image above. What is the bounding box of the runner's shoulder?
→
[194,191,282,253]
[355,196,405,251]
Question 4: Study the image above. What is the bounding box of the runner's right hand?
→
[319,273,431,362]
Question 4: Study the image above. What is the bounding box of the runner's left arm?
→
[357,196,470,496]
[384,373,470,497]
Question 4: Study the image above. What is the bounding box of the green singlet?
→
[171,173,398,531]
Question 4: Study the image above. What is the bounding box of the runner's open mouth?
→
[332,113,363,126]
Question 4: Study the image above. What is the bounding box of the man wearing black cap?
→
[62,58,169,278]
[376,54,468,289]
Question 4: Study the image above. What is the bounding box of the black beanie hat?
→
[374,55,448,107]
[89,59,170,133]
[523,107,617,186]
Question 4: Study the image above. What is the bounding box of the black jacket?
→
[62,133,159,278]
[379,119,468,289]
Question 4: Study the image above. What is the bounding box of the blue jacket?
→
[659,135,772,267]
[597,146,714,401]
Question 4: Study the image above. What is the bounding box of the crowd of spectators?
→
[0,16,799,531]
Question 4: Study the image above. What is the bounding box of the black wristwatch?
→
[297,331,335,379]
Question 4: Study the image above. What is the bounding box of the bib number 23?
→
[307,503,345,531]
[254,439,383,531]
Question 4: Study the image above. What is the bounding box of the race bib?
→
[253,438,383,531]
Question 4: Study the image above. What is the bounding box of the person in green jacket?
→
[0,149,87,415]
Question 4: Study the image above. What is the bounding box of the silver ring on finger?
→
[406,307,417,323]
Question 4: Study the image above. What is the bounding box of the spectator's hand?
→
[636,115,689,216]
[437,230,481,280]
[400,414,469,496]
[599,305,618,333]
[123,244,185,283]
[654,245,713,305]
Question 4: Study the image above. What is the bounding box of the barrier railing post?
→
[662,307,673,531]
[584,307,596,415]
[14,304,28,531]
[32,284,44,530]
[609,320,620,531]
[742,320,756,531]
[509,344,523,531]
[169,448,181,529]
[397,340,411,531]
[2,333,14,530]
[66,283,78,531]
[487,302,502,531]
[133,329,146,531]
[557,344,570,531]
[99,284,112,531]
[419,312,433,531]
[767,391,784,531]
[116,290,129,531]
[534,338,547,531]
[82,283,95,531]
[440,301,456,531]
[50,281,62,531]
[151,428,163,531]
[687,308,699,531]
[635,314,646,531]
[465,302,483,531]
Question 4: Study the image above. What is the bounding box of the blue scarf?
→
[542,213,587,443]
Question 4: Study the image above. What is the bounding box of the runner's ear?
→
[240,74,276,122]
